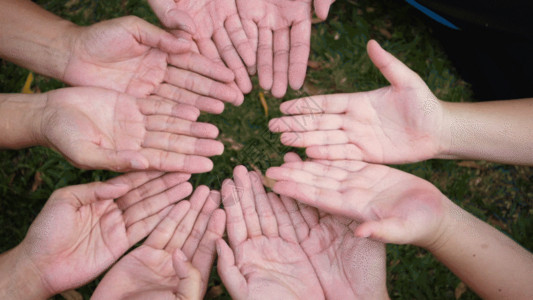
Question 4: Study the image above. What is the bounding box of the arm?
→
[0,0,75,80]
[439,99,533,165]
[0,93,46,149]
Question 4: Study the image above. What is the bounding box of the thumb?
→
[172,249,203,300]
[367,39,421,88]
[355,218,414,245]
[148,0,196,34]
[79,146,150,172]
[131,17,191,54]
[314,0,335,20]
[216,239,248,299]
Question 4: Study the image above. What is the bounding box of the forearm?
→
[0,0,77,80]
[438,98,533,165]
[0,93,46,149]
[428,201,533,299]
[0,246,52,300]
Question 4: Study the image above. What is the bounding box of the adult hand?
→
[40,87,223,173]
[266,158,449,248]
[278,153,388,299]
[148,0,255,94]
[93,186,225,300]
[17,171,193,296]
[217,166,325,300]
[65,16,241,114]
[236,0,312,97]
[269,40,445,163]
[314,0,335,20]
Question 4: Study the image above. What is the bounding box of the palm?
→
[270,40,444,163]
[236,0,312,97]
[42,87,220,173]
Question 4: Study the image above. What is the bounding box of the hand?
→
[64,16,241,114]
[266,158,449,248]
[236,0,312,97]
[93,186,226,300]
[40,87,223,173]
[277,153,388,299]
[17,171,193,295]
[313,0,335,20]
[149,0,255,94]
[269,40,445,163]
[217,166,325,300]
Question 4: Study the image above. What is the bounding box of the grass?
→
[1,0,532,299]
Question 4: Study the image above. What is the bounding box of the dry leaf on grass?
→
[455,282,467,299]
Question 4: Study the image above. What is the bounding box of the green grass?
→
[1,0,532,299]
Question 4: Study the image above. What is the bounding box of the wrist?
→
[434,100,455,160]
[0,246,53,300]
[420,197,460,253]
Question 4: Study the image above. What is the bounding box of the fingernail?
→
[175,250,187,261]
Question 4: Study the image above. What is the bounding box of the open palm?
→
[18,171,192,295]
[64,16,239,114]
[269,40,445,163]
[41,87,222,173]
[149,0,255,94]
[236,0,312,97]
[217,166,325,299]
[93,186,226,299]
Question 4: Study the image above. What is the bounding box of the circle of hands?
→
[17,1,455,299]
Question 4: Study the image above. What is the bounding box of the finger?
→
[173,249,203,300]
[168,52,235,83]
[165,186,211,252]
[250,172,278,237]
[269,114,345,132]
[126,204,174,246]
[183,191,222,258]
[139,149,214,173]
[106,171,165,190]
[138,98,200,121]
[257,27,273,90]
[279,161,350,181]
[148,0,196,33]
[146,115,219,139]
[267,166,341,190]
[280,130,349,147]
[117,172,191,210]
[216,239,248,298]
[143,132,224,156]
[271,28,290,98]
[355,218,411,244]
[306,144,363,160]
[267,193,298,242]
[283,152,303,163]
[130,16,190,53]
[279,94,351,115]
[295,200,319,228]
[165,66,241,103]
[241,19,259,74]
[190,209,226,292]
[123,181,192,227]
[233,166,262,238]
[279,195,310,242]
[309,158,369,172]
[225,14,256,67]
[289,18,311,90]
[155,84,225,114]
[212,28,253,94]
[221,179,247,247]
[367,39,421,88]
[61,181,130,206]
[72,146,150,172]
[144,201,191,249]
[314,0,336,20]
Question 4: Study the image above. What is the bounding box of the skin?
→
[217,166,325,300]
[236,0,312,98]
[0,171,193,299]
[0,88,223,173]
[313,0,336,20]
[270,40,533,165]
[267,159,533,299]
[93,186,226,300]
[149,0,255,95]
[0,0,239,114]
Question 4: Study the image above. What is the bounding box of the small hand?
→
[279,153,388,299]
[269,40,445,163]
[236,0,312,97]
[149,0,255,94]
[41,87,223,173]
[65,16,240,114]
[217,166,325,300]
[93,186,226,300]
[18,171,193,295]
[267,158,449,248]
